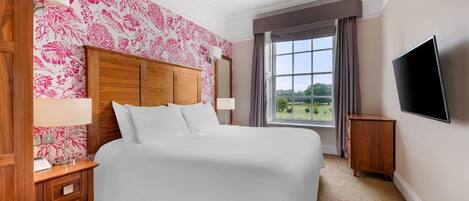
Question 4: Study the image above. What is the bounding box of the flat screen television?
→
[392,36,450,123]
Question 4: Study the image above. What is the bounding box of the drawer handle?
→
[63,184,74,195]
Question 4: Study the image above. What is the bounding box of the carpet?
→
[318,155,405,201]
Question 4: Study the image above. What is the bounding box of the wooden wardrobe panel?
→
[0,53,12,154]
[0,0,13,42]
[174,68,201,104]
[0,0,34,200]
[141,62,174,106]
[0,166,14,201]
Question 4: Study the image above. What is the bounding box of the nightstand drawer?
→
[45,172,87,201]
[35,160,98,201]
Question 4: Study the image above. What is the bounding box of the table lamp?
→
[216,98,235,125]
[34,98,92,165]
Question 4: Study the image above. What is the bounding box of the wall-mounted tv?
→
[392,36,450,123]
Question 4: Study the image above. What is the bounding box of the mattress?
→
[94,126,324,201]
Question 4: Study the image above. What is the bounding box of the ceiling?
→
[152,0,387,42]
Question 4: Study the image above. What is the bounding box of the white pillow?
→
[181,103,220,133]
[128,105,190,143]
[112,101,138,143]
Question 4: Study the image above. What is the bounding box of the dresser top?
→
[347,114,396,122]
[34,159,98,183]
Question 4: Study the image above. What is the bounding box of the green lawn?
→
[276,103,333,121]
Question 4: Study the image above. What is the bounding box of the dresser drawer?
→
[44,172,87,201]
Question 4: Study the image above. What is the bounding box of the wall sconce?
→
[34,0,70,15]
[208,46,222,63]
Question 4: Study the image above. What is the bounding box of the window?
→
[270,36,335,125]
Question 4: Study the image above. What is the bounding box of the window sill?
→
[267,121,335,129]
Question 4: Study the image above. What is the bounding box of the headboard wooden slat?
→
[85,46,202,154]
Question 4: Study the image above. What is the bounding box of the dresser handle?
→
[63,184,74,195]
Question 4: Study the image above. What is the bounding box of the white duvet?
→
[94,126,324,201]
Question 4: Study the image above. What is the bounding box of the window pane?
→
[275,97,293,120]
[313,74,333,96]
[275,76,292,97]
[312,97,333,121]
[294,52,311,74]
[293,97,312,120]
[313,50,333,73]
[294,75,311,95]
[294,40,311,52]
[313,36,333,50]
[275,55,292,75]
[275,41,292,54]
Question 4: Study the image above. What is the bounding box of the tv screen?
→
[392,36,450,123]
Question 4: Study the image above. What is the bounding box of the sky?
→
[275,36,334,92]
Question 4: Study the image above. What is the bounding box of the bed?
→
[85,46,324,201]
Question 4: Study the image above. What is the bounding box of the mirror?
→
[215,56,233,124]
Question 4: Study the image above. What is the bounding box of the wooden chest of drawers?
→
[346,114,395,180]
[35,160,98,201]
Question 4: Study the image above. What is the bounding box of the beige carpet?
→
[318,155,405,201]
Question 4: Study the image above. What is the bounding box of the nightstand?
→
[34,159,98,201]
[346,114,395,180]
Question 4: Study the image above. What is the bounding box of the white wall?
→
[357,17,383,114]
[380,0,469,200]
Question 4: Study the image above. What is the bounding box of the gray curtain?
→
[334,17,360,157]
[249,34,267,127]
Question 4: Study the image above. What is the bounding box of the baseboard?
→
[322,145,338,155]
[393,172,423,201]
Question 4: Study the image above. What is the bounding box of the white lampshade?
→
[209,46,222,60]
[217,98,235,110]
[48,0,70,7]
[34,98,92,127]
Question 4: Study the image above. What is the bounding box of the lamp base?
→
[54,158,76,166]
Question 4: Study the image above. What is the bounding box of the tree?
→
[313,103,320,115]
[305,83,333,105]
[305,83,332,97]
[276,97,288,112]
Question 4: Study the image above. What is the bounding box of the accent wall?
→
[34,0,232,163]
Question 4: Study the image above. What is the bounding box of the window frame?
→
[269,36,336,126]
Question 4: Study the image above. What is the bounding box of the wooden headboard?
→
[85,46,202,154]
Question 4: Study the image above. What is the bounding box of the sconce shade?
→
[217,98,235,110]
[34,98,92,127]
[48,0,70,7]
[209,46,222,60]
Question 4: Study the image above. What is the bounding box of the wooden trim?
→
[83,46,202,72]
[347,114,396,122]
[0,154,14,167]
[87,169,95,201]
[0,41,14,53]
[223,56,234,124]
[13,0,34,200]
[214,56,233,124]
[214,60,219,101]
[34,160,98,183]
[140,61,147,105]
[86,48,100,155]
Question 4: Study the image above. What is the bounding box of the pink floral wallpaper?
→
[34,0,232,164]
